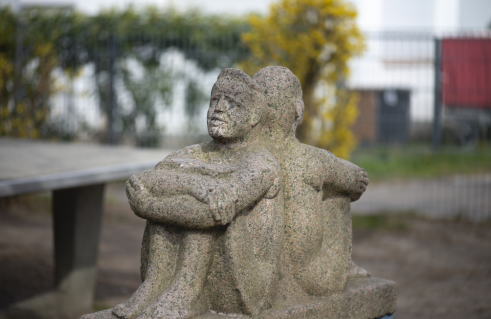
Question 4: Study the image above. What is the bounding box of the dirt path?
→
[352,215,491,319]
[1,183,490,318]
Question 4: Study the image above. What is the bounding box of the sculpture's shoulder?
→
[303,144,362,176]
[242,145,281,169]
[278,141,326,169]
[302,144,361,172]
[300,143,335,161]
[299,143,350,174]
[276,141,334,191]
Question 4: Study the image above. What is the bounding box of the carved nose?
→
[215,95,228,112]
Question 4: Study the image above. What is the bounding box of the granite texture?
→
[253,67,370,304]
[81,67,395,319]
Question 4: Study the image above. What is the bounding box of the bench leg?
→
[53,183,105,316]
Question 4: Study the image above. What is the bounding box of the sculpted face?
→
[207,79,260,141]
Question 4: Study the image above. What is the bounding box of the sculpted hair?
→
[216,68,259,92]
[253,66,302,105]
[253,66,304,135]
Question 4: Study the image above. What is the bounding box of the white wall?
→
[351,0,491,32]
[459,0,491,29]
[382,0,435,30]
[434,0,460,33]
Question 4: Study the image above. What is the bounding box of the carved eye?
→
[226,97,240,108]
[211,96,220,106]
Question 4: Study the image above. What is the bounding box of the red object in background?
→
[441,38,491,109]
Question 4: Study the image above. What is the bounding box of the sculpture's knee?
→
[296,256,348,296]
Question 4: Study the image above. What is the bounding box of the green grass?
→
[352,214,411,231]
[93,302,112,312]
[351,145,491,182]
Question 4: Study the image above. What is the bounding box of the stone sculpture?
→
[81,67,396,319]
[252,67,370,302]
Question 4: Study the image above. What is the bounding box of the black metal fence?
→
[0,7,246,146]
[349,31,491,222]
[1,21,490,220]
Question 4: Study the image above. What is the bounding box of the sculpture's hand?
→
[204,183,238,225]
[349,167,369,202]
[126,174,150,211]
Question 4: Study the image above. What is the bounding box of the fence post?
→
[432,37,442,150]
[107,34,117,145]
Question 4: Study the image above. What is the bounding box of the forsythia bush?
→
[0,8,61,139]
[240,0,364,159]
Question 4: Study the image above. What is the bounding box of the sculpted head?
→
[207,68,267,142]
[253,66,304,138]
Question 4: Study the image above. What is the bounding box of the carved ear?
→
[294,99,304,128]
[250,107,262,127]
[250,90,266,127]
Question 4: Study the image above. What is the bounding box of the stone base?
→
[259,277,397,319]
[81,277,396,319]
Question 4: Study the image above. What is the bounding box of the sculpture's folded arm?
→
[126,148,282,228]
[317,148,369,202]
[127,180,217,229]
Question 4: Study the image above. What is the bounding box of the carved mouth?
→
[210,116,227,125]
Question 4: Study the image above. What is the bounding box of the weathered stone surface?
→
[81,67,395,319]
[260,277,397,319]
[253,66,370,302]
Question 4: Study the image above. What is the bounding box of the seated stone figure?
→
[120,67,369,316]
[81,67,396,319]
[252,66,369,303]
[84,69,284,319]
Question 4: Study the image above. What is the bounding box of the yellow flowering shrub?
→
[0,43,57,139]
[240,0,364,159]
[0,8,59,139]
[0,54,15,137]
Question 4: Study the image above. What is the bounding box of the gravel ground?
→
[1,183,490,319]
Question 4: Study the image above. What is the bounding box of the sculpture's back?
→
[252,66,396,318]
